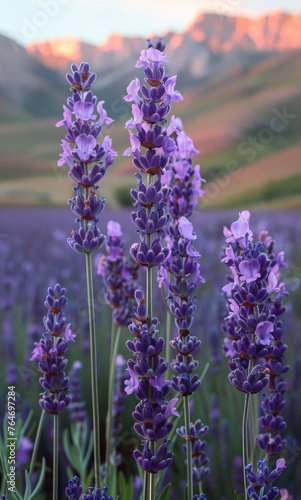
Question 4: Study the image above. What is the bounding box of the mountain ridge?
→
[26,10,301,72]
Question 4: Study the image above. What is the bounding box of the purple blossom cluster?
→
[124,39,183,473]
[177,420,210,484]
[245,457,286,499]
[56,62,117,253]
[125,289,178,472]
[160,216,204,394]
[97,220,139,326]
[161,118,205,219]
[221,211,289,455]
[30,284,75,414]
[123,40,183,176]
[65,476,114,500]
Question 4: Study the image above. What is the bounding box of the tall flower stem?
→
[144,172,155,500]
[53,414,59,500]
[85,252,101,488]
[242,391,250,500]
[184,395,193,500]
[250,393,258,468]
[29,410,45,479]
[165,307,172,377]
[242,356,254,500]
[105,323,122,483]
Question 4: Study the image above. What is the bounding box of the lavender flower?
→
[177,420,210,484]
[126,290,178,468]
[245,458,286,499]
[161,118,205,219]
[65,477,114,500]
[65,476,83,500]
[30,284,75,414]
[57,62,117,254]
[125,39,182,476]
[221,212,289,456]
[97,221,139,326]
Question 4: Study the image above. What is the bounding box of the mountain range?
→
[0,10,300,209]
[1,11,300,119]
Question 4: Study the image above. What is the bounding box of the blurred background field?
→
[0,10,301,209]
[1,208,301,498]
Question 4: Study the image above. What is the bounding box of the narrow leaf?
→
[234,492,243,500]
[158,483,171,500]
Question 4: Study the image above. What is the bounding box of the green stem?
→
[53,414,58,500]
[29,410,45,479]
[242,354,254,500]
[143,172,155,500]
[165,308,172,378]
[249,393,258,469]
[242,392,250,500]
[184,395,193,500]
[105,323,122,483]
[143,471,150,500]
[85,252,101,488]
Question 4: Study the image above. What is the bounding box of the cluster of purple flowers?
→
[30,284,75,414]
[156,119,209,492]
[161,216,204,394]
[124,39,183,473]
[256,233,289,456]
[177,419,210,485]
[221,211,288,455]
[123,40,182,177]
[125,289,178,472]
[124,39,182,270]
[97,220,139,326]
[161,118,205,219]
[56,62,117,253]
[65,476,113,500]
[245,457,286,499]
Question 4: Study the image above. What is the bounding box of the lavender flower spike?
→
[65,476,114,500]
[221,210,289,496]
[30,283,75,414]
[125,39,183,493]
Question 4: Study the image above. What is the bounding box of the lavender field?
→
[1,206,301,499]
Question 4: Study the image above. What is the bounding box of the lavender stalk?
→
[158,123,207,497]
[221,211,289,498]
[30,284,75,498]
[97,220,139,481]
[124,39,182,499]
[56,62,117,486]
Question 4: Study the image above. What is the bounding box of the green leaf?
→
[234,492,243,500]
[20,410,33,437]
[158,483,171,500]
[119,470,127,499]
[63,429,79,472]
[28,457,46,500]
[83,431,94,471]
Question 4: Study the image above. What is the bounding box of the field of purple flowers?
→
[1,207,300,499]
[1,40,301,500]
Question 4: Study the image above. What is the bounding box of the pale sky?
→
[1,0,300,47]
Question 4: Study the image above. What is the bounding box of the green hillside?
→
[1,50,300,208]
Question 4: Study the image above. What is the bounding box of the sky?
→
[1,0,300,47]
